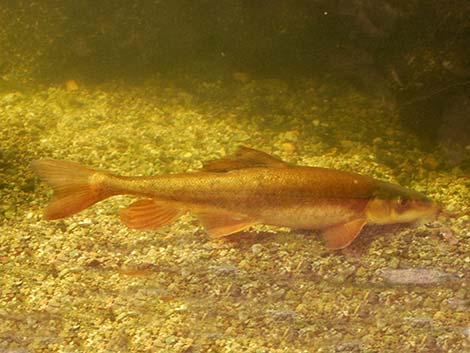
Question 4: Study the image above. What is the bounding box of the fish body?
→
[32,147,439,249]
[109,167,374,228]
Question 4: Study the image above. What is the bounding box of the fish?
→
[31,147,440,249]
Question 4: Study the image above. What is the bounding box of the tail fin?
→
[31,159,111,220]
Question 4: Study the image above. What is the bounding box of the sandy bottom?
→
[1,77,470,352]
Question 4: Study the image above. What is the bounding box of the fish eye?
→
[396,197,410,209]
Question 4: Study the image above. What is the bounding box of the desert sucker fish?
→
[32,147,440,249]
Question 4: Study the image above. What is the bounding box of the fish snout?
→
[411,200,441,226]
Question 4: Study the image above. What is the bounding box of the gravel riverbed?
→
[1,77,470,352]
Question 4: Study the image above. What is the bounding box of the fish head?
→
[365,181,440,225]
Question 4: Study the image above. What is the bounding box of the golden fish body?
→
[32,147,439,249]
[109,168,371,226]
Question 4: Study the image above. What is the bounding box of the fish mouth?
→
[434,204,461,219]
[412,200,441,224]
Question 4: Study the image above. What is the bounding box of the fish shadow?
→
[341,224,407,256]
[218,231,277,247]
[212,224,412,256]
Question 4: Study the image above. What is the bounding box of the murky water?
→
[1,2,469,352]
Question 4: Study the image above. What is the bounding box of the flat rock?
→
[378,268,460,285]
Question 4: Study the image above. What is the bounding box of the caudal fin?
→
[31,159,110,220]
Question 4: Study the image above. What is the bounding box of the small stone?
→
[1,92,23,104]
[79,218,93,227]
[86,259,102,268]
[211,264,238,276]
[281,130,299,142]
[447,297,470,309]
[356,305,369,318]
[422,154,439,170]
[439,227,458,245]
[366,292,380,304]
[433,311,445,320]
[406,316,433,328]
[266,309,297,322]
[69,250,80,258]
[65,79,79,92]
[232,72,250,83]
[376,318,386,329]
[463,326,470,338]
[281,142,296,154]
[388,258,400,268]
[335,341,361,352]
[372,137,383,145]
[4,210,15,219]
[58,268,70,278]
[251,243,264,255]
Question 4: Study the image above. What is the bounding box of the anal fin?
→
[322,218,367,249]
[120,199,182,230]
[196,210,257,237]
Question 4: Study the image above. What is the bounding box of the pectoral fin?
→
[120,200,182,230]
[196,210,257,237]
[322,218,367,249]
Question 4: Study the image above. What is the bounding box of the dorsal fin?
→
[202,146,290,172]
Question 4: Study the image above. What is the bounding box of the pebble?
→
[335,341,361,352]
[1,92,23,104]
[211,264,238,276]
[378,268,459,285]
[281,142,296,154]
[422,154,439,170]
[266,309,297,321]
[79,218,93,227]
[406,317,433,328]
[447,297,470,310]
[464,327,470,339]
[232,72,250,83]
[439,226,458,245]
[280,130,299,142]
[251,244,264,255]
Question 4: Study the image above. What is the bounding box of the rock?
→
[281,142,296,154]
[422,154,439,170]
[378,268,459,284]
[439,226,459,245]
[210,264,238,276]
[232,72,250,83]
[463,326,470,339]
[266,309,297,322]
[335,341,361,352]
[447,297,470,309]
[251,243,264,255]
[406,316,433,328]
[65,79,79,92]
[1,92,23,104]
